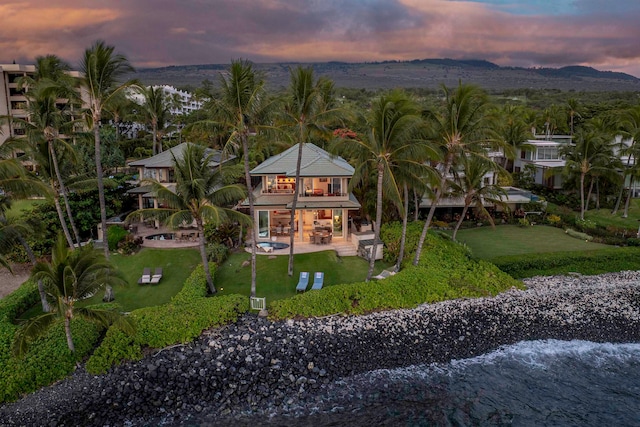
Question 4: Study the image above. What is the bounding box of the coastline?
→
[2,271,640,426]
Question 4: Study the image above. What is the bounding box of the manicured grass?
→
[451,225,610,260]
[583,201,640,230]
[215,250,394,302]
[80,248,201,311]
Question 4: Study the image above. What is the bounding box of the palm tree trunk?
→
[197,219,215,293]
[596,178,600,210]
[367,163,384,281]
[287,138,304,277]
[395,183,409,272]
[579,172,586,220]
[612,176,625,214]
[452,204,470,241]
[414,157,451,266]
[152,121,157,155]
[242,136,257,297]
[585,177,594,213]
[54,192,75,249]
[623,176,634,218]
[49,140,80,245]
[17,235,50,312]
[94,122,110,260]
[64,316,75,353]
[413,189,420,221]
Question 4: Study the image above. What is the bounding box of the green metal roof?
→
[250,143,354,177]
[128,142,233,168]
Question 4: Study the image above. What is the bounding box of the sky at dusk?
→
[2,0,640,77]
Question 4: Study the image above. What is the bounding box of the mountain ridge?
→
[127,58,640,92]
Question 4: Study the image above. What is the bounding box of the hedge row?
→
[269,229,522,320]
[86,264,248,374]
[491,247,640,278]
[0,280,101,403]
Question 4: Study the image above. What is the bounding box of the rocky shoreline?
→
[2,271,640,426]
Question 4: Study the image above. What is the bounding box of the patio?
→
[249,235,357,256]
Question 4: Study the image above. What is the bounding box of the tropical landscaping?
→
[3,40,640,405]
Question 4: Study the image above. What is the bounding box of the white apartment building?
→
[0,63,86,147]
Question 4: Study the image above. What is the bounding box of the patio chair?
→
[311,272,324,290]
[137,267,152,285]
[150,268,163,284]
[296,272,310,292]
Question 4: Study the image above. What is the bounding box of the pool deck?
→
[133,224,358,256]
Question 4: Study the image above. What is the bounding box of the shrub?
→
[107,226,129,251]
[546,214,562,226]
[565,228,593,241]
[518,218,530,227]
[627,238,640,247]
[117,234,144,255]
[207,242,230,264]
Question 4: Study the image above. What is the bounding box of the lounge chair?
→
[137,267,151,285]
[150,267,163,284]
[311,272,324,290]
[296,272,310,292]
[256,243,273,253]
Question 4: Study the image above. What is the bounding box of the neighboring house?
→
[127,142,234,212]
[513,133,573,189]
[244,143,361,242]
[419,186,534,217]
[615,135,640,198]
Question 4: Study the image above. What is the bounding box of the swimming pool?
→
[145,233,176,240]
[257,241,290,250]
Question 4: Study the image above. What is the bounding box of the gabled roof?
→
[250,143,354,177]
[128,142,233,168]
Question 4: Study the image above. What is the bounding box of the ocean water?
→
[216,340,640,426]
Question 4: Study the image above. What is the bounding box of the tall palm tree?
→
[413,83,493,266]
[450,155,507,241]
[566,98,583,136]
[561,128,615,220]
[12,234,134,355]
[133,144,250,293]
[134,85,170,155]
[79,40,135,259]
[213,59,272,297]
[496,104,533,172]
[20,81,82,247]
[336,90,430,281]
[615,105,640,216]
[279,67,344,276]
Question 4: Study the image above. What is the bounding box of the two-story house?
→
[513,133,573,189]
[246,143,361,242]
[127,142,233,212]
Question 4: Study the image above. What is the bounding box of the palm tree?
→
[496,104,533,172]
[19,81,82,247]
[561,128,615,220]
[279,67,344,276]
[79,40,135,259]
[134,85,170,155]
[566,98,583,136]
[213,59,272,297]
[450,155,507,241]
[133,144,250,293]
[336,90,430,281]
[615,105,640,216]
[12,234,134,355]
[413,83,493,266]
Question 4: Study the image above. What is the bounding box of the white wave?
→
[363,339,640,382]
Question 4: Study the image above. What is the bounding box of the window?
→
[333,210,343,237]
[258,211,270,238]
[536,147,559,160]
[329,178,342,195]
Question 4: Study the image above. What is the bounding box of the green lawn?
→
[80,248,201,311]
[214,250,394,302]
[583,201,640,230]
[452,225,610,260]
